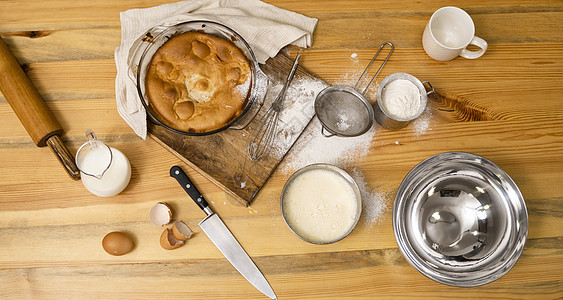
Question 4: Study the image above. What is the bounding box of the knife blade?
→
[170,166,276,300]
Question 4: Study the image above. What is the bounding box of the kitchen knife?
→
[170,166,276,300]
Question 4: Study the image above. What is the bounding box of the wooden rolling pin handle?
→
[0,36,80,180]
[0,36,63,146]
[46,135,81,180]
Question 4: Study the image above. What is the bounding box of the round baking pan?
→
[129,20,268,136]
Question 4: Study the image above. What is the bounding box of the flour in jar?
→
[282,169,359,243]
[381,79,421,119]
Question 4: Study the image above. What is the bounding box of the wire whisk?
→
[246,49,304,161]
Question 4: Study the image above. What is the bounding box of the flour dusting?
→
[412,105,433,136]
[350,169,389,227]
[281,119,376,173]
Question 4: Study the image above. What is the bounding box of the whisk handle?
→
[276,49,304,104]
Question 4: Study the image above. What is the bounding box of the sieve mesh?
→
[315,87,373,136]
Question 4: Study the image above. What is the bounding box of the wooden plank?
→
[0,238,560,298]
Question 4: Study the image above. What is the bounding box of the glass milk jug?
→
[75,130,131,197]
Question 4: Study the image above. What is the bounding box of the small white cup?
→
[422,6,488,61]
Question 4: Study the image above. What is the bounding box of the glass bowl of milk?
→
[281,164,362,244]
[75,130,131,197]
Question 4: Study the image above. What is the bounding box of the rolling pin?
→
[0,36,80,180]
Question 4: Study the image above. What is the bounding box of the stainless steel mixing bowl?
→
[393,152,528,287]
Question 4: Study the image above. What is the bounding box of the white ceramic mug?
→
[422,6,488,61]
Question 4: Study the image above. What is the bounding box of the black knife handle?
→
[170,166,210,212]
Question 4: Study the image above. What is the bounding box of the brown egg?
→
[102,231,135,256]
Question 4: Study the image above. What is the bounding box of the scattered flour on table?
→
[268,77,328,158]
[412,105,433,137]
[350,169,388,227]
[350,52,359,64]
[281,119,375,172]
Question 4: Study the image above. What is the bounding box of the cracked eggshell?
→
[149,202,172,226]
[160,227,184,250]
[172,221,193,241]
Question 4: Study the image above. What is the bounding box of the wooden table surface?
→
[1,0,562,298]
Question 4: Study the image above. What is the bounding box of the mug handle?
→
[460,36,488,59]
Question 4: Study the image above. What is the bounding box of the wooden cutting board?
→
[149,52,328,206]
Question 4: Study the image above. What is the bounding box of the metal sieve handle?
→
[422,80,435,95]
[354,42,394,96]
[320,126,336,138]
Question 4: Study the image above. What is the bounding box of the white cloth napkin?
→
[114,0,318,139]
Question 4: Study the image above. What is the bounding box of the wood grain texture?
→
[0,0,562,299]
